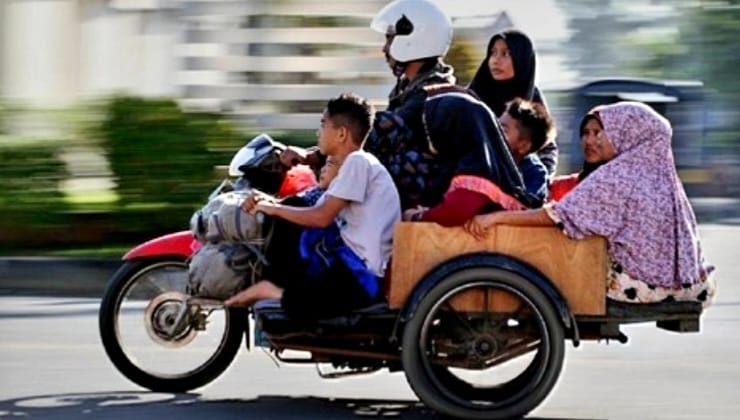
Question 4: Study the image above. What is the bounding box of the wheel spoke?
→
[439,301,477,336]
[483,338,540,368]
[483,288,492,334]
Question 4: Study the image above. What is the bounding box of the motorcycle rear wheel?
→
[99,259,247,392]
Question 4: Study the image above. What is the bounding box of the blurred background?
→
[0,0,738,254]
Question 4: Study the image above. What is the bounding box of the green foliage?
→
[625,2,740,152]
[100,96,237,208]
[0,97,248,251]
[619,31,690,79]
[0,143,70,228]
[274,129,320,148]
[0,103,6,135]
[446,38,480,87]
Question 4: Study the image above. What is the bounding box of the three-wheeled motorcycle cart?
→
[99,222,703,419]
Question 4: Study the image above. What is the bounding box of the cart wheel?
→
[402,266,565,420]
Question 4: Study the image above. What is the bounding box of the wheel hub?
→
[144,291,197,348]
[472,334,499,359]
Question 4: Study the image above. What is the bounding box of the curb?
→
[0,257,121,297]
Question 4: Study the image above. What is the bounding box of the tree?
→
[101,96,226,207]
[626,1,740,151]
[446,38,479,87]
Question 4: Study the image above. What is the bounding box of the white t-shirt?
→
[325,150,401,277]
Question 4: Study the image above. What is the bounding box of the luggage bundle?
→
[188,191,267,300]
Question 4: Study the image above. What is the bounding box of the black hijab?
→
[468,30,537,117]
[423,92,541,208]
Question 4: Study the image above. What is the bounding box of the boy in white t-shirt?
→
[226,93,402,319]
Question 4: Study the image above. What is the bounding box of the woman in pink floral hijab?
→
[466,101,716,306]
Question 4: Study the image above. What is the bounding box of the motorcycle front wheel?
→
[98,259,247,392]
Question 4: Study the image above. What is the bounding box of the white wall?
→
[135,10,181,97]
[0,0,182,105]
[2,0,80,106]
[79,0,182,98]
[79,0,140,96]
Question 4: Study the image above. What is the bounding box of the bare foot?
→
[224,288,255,307]
[224,280,284,307]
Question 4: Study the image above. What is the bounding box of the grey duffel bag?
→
[187,242,264,300]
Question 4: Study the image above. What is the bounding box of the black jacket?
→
[387,61,456,149]
[424,92,542,208]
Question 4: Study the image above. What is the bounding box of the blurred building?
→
[1,0,183,106]
[0,0,573,131]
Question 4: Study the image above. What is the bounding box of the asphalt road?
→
[1,224,739,419]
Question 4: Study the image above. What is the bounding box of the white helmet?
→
[370,0,453,63]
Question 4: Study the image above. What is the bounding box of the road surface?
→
[1,224,739,419]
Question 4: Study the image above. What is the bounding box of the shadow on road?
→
[0,391,603,419]
[0,391,430,419]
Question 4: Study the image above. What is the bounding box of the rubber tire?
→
[99,259,246,392]
[401,267,565,420]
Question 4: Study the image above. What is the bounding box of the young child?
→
[499,98,556,205]
[247,155,339,209]
[297,156,339,206]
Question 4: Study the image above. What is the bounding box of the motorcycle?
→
[99,134,706,420]
[98,133,316,391]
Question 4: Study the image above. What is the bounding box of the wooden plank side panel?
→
[389,222,607,316]
[449,289,523,313]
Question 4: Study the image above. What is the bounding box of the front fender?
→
[123,231,200,261]
[400,252,575,333]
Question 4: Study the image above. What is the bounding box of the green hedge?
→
[0,143,72,246]
[0,144,69,222]
[0,97,247,250]
[100,96,238,208]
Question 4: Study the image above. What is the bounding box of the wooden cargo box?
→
[388,222,608,316]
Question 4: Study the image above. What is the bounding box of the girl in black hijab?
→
[468,30,558,175]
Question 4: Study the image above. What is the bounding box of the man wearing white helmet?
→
[370,0,455,113]
[364,0,458,209]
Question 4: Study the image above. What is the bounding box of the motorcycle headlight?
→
[190,211,205,235]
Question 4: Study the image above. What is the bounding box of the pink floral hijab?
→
[552,101,712,289]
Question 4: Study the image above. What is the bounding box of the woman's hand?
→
[464,213,500,240]
[403,206,428,222]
